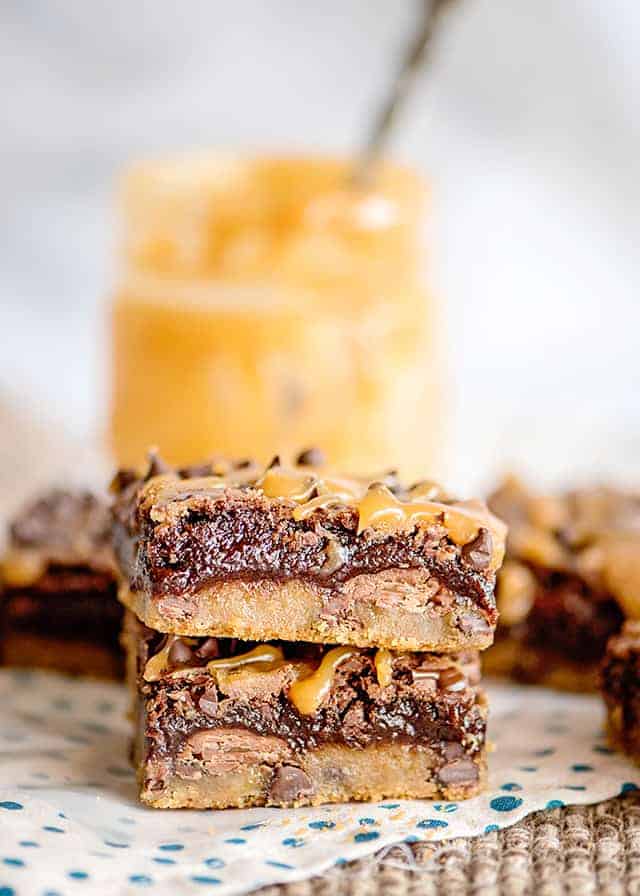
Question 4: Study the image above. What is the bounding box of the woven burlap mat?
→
[258,793,640,895]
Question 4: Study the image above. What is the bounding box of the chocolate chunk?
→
[461,528,493,571]
[437,759,479,786]
[198,688,218,718]
[296,447,325,467]
[167,639,193,666]
[145,451,171,480]
[268,765,314,804]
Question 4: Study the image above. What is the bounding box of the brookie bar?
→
[112,453,506,652]
[601,621,640,762]
[485,477,640,691]
[1,490,124,678]
[124,612,487,808]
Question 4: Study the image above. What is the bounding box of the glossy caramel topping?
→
[136,456,506,572]
[374,648,394,688]
[288,646,359,715]
[206,644,284,674]
[1,548,47,588]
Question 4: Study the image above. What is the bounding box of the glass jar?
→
[109,155,442,477]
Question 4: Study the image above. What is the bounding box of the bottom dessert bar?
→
[601,621,640,761]
[124,613,488,809]
[2,566,124,679]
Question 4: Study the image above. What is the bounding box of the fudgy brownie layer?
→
[486,477,639,691]
[601,621,640,759]
[127,614,487,808]
[112,454,504,648]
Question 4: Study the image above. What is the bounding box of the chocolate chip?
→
[178,462,214,479]
[268,765,314,804]
[145,450,172,480]
[109,469,138,495]
[198,688,218,718]
[167,639,193,666]
[437,759,479,786]
[461,528,493,570]
[195,638,221,660]
[296,448,325,467]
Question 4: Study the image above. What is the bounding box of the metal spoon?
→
[352,0,458,187]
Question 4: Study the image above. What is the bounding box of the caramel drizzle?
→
[288,647,358,715]
[143,636,182,682]
[374,648,394,688]
[206,644,284,674]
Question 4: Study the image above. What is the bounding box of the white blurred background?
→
[1,0,639,497]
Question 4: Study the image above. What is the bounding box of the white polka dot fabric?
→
[0,671,637,896]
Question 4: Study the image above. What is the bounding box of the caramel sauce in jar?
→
[109,155,441,479]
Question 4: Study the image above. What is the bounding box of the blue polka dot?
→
[19,841,39,848]
[564,785,587,791]
[416,819,448,829]
[129,875,153,886]
[490,796,523,812]
[152,858,175,866]
[0,802,22,811]
[334,858,348,866]
[354,831,379,843]
[434,803,458,813]
[546,800,565,809]
[359,817,376,825]
[0,887,15,896]
[518,767,538,773]
[265,861,294,870]
[83,722,109,735]
[621,782,639,793]
[204,858,225,869]
[240,823,264,831]
[104,841,129,849]
[571,764,593,773]
[43,826,65,833]
[484,824,500,834]
[404,835,420,844]
[308,820,335,830]
[3,858,24,868]
[224,838,246,845]
[501,782,522,791]
[533,748,555,757]
[107,766,131,778]
[67,871,89,880]
[379,803,400,809]
[282,838,304,848]
[593,745,614,755]
[191,876,221,885]
[158,843,184,852]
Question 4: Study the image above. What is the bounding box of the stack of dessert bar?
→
[111,452,506,809]
[486,476,640,692]
[0,490,123,678]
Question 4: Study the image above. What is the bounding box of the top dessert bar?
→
[485,476,640,690]
[112,452,506,651]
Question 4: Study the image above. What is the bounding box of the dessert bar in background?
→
[112,453,506,652]
[124,612,487,808]
[0,490,124,678]
[601,621,640,762]
[485,476,640,691]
